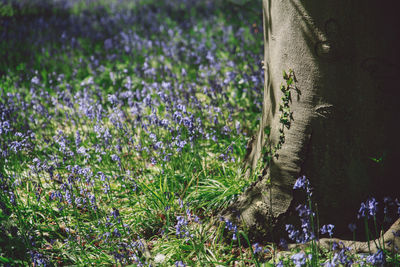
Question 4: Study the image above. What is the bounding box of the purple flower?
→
[320,224,335,237]
[323,259,336,267]
[293,177,307,190]
[290,252,307,267]
[175,261,186,267]
[178,199,184,209]
[111,154,120,162]
[175,216,189,239]
[395,198,400,216]
[252,243,263,254]
[366,250,385,266]
[29,250,49,267]
[348,223,357,232]
[232,232,237,241]
[367,198,378,216]
[335,245,353,265]
[181,68,187,77]
[193,215,201,224]
[65,190,73,205]
[296,204,313,217]
[111,208,120,219]
[235,121,241,134]
[293,176,312,196]
[154,141,163,150]
[176,140,187,152]
[285,202,316,243]
[220,217,238,240]
[103,183,110,194]
[279,238,288,250]
[75,130,82,148]
[31,76,40,85]
[113,228,121,237]
[286,224,300,242]
[358,197,378,219]
[104,38,113,50]
[149,133,157,142]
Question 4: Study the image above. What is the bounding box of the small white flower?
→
[154,254,166,263]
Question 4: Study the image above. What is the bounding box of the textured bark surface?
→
[222,0,400,241]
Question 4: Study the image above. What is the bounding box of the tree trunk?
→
[223,0,400,241]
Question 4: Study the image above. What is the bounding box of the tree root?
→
[287,219,400,254]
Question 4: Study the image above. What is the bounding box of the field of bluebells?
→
[0,0,399,266]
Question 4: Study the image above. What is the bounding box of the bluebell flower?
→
[293,177,307,190]
[358,197,378,219]
[335,245,353,265]
[75,197,82,207]
[75,130,81,148]
[88,193,96,208]
[181,68,187,77]
[103,183,110,194]
[293,176,312,196]
[8,191,15,205]
[235,121,241,134]
[113,228,121,237]
[348,223,357,232]
[176,140,187,152]
[320,224,335,237]
[104,38,113,50]
[111,208,120,219]
[31,76,40,85]
[366,249,385,266]
[279,238,288,250]
[175,261,186,267]
[102,232,111,241]
[149,133,157,142]
[193,215,201,224]
[290,252,307,267]
[222,125,231,135]
[367,198,378,216]
[286,224,300,242]
[175,215,189,239]
[113,251,125,264]
[178,198,184,209]
[29,250,49,267]
[65,190,73,205]
[0,120,11,135]
[232,232,237,241]
[252,243,263,254]
[323,259,336,267]
[395,198,400,216]
[98,172,106,182]
[285,203,315,243]
[392,230,400,237]
[154,141,163,150]
[296,204,313,217]
[384,197,392,205]
[220,216,238,240]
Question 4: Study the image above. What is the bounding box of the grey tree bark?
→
[222,0,400,241]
